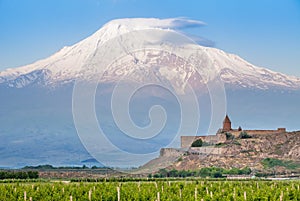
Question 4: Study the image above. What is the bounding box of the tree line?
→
[0,171,38,179]
[149,167,252,178]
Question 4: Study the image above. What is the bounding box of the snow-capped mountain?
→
[1,18,300,168]
[0,18,299,90]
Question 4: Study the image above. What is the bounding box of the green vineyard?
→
[0,180,299,201]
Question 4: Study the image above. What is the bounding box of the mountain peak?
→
[0,17,299,90]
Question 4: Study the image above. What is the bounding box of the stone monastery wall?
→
[181,134,226,148]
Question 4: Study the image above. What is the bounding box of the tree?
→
[158,168,168,177]
[212,171,223,178]
[225,132,234,140]
[169,169,178,177]
[239,131,252,139]
[28,171,39,179]
[191,139,203,147]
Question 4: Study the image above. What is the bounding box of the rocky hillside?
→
[139,131,300,174]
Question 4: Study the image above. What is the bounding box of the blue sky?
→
[0,0,299,76]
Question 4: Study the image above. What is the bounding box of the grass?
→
[261,158,300,170]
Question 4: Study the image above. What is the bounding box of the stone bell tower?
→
[223,115,232,132]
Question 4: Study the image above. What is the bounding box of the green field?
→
[0,180,299,201]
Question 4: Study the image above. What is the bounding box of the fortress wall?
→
[181,134,226,148]
[230,128,286,137]
[189,147,225,155]
[181,136,198,148]
[160,148,184,157]
[181,128,286,148]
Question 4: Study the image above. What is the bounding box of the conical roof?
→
[223,115,231,123]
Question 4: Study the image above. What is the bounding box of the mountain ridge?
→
[0,18,299,90]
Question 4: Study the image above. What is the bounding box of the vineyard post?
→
[89,189,92,201]
[157,192,160,201]
[233,187,236,199]
[29,197,32,201]
[194,187,197,200]
[179,188,182,198]
[24,191,26,201]
[117,186,120,201]
[244,191,246,200]
[70,195,73,201]
[280,191,283,201]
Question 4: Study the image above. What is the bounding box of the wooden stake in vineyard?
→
[117,186,120,201]
[244,191,247,200]
[70,195,73,201]
[194,187,197,200]
[24,191,26,201]
[157,192,160,201]
[88,189,92,201]
[233,187,236,199]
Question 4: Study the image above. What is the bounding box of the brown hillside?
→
[139,131,300,174]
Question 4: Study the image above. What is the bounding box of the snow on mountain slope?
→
[0,18,299,90]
